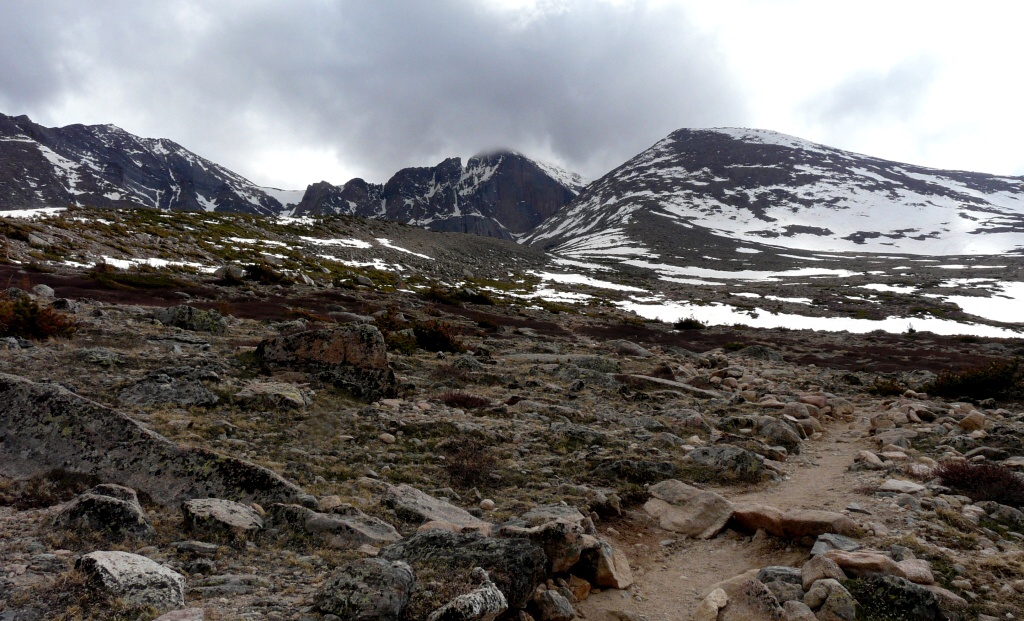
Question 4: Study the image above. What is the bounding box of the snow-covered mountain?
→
[525,128,1024,258]
[0,113,291,215]
[292,151,585,241]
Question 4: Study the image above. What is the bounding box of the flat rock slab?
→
[182,498,263,542]
[0,373,303,507]
[383,483,490,530]
[644,479,733,539]
[879,479,927,494]
[268,503,402,548]
[729,504,859,539]
[77,551,185,613]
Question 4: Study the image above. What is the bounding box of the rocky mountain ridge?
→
[292,151,585,241]
[525,128,1024,262]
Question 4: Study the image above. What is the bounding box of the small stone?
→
[693,588,728,621]
[878,479,926,494]
[959,411,986,431]
[480,499,496,511]
[379,433,397,444]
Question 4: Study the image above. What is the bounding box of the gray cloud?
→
[803,56,940,137]
[0,0,746,186]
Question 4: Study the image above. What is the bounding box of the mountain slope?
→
[0,113,293,215]
[292,151,585,240]
[524,128,1024,258]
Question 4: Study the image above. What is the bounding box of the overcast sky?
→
[2,0,1023,189]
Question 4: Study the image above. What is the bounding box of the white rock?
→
[77,551,185,612]
[879,479,926,494]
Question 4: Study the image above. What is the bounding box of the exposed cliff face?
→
[293,151,584,240]
[0,113,288,215]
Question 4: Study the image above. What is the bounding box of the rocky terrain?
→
[1,208,1024,621]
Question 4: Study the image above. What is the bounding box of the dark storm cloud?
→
[0,0,745,184]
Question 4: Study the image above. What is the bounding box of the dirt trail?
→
[579,414,872,621]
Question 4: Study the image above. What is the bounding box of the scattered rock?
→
[53,484,155,541]
[575,540,634,590]
[878,479,926,494]
[182,498,264,544]
[383,483,490,531]
[533,589,576,621]
[688,445,765,481]
[233,381,310,409]
[427,568,508,621]
[313,558,415,620]
[801,555,846,590]
[693,587,728,621]
[77,551,185,613]
[642,479,734,539]
[267,503,401,548]
[153,305,227,334]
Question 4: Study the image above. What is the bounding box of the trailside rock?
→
[782,600,816,621]
[383,483,490,531]
[182,498,263,544]
[77,551,185,613]
[824,550,904,579]
[803,579,855,621]
[847,575,942,621]
[533,589,576,621]
[267,503,401,548]
[381,530,547,609]
[693,588,729,621]
[53,484,155,541]
[643,479,733,539]
[498,519,586,573]
[427,568,508,621]
[730,503,785,536]
[0,373,303,507]
[779,510,860,539]
[718,578,782,621]
[256,324,396,402]
[801,555,846,591]
[574,540,634,590]
[153,305,227,334]
[313,558,415,620]
[688,446,765,481]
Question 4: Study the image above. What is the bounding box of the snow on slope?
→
[526,128,1024,257]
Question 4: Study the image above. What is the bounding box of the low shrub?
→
[927,359,1022,400]
[934,461,1024,508]
[0,295,78,339]
[413,320,464,353]
[869,377,905,396]
[439,391,490,409]
[440,438,499,488]
[673,316,706,330]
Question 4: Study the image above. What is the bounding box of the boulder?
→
[718,578,782,621]
[824,550,903,579]
[77,551,185,613]
[803,579,855,621]
[53,484,155,540]
[693,588,728,621]
[313,558,416,620]
[182,498,263,544]
[427,568,508,621]
[730,503,785,536]
[153,305,227,334]
[958,411,986,431]
[810,533,861,557]
[154,609,205,621]
[574,540,633,590]
[498,519,586,573]
[878,479,926,494]
[847,575,941,621]
[119,374,219,407]
[233,381,310,409]
[267,503,401,547]
[688,446,765,481]
[381,531,547,609]
[779,510,860,539]
[256,324,396,402]
[383,484,490,531]
[0,373,303,507]
[801,555,846,591]
[533,589,575,621]
[642,479,734,539]
[781,600,816,621]
[896,559,934,585]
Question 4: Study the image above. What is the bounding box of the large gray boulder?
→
[381,531,546,609]
[256,324,396,402]
[77,551,185,612]
[0,373,303,507]
[382,483,490,531]
[153,305,227,334]
[182,498,263,544]
[427,568,508,621]
[53,484,155,541]
[643,479,734,539]
[313,558,416,620]
[267,503,401,548]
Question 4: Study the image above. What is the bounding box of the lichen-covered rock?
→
[718,578,782,621]
[573,540,633,590]
[383,483,490,531]
[804,578,855,621]
[255,324,396,402]
[77,551,185,612]
[533,589,575,621]
[53,484,155,540]
[232,381,310,409]
[313,558,415,620]
[0,373,303,507]
[153,305,227,333]
[381,531,546,609]
[266,503,401,547]
[498,519,586,573]
[643,479,734,539]
[688,445,766,481]
[119,374,219,407]
[846,575,941,621]
[182,498,264,544]
[427,568,508,621]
